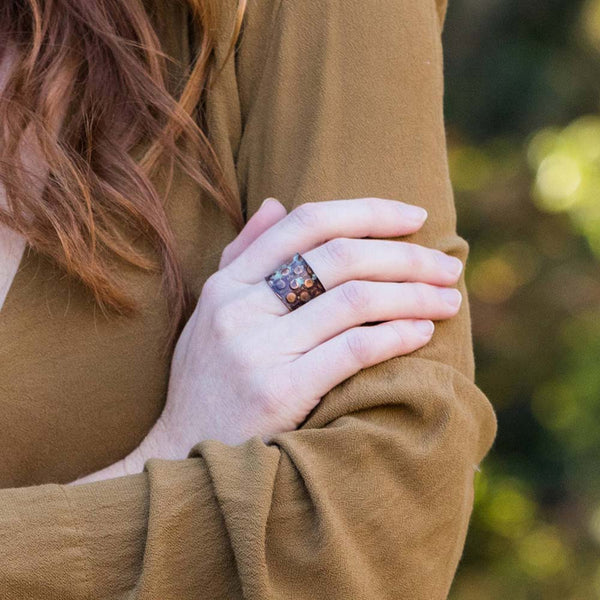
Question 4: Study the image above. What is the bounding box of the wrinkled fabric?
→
[0,0,497,598]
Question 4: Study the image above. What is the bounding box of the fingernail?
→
[403,205,428,223]
[260,197,273,208]
[414,320,435,336]
[440,288,462,308]
[436,253,463,276]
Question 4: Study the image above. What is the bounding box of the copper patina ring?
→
[264,252,326,311]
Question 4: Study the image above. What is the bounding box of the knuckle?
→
[388,322,408,349]
[289,202,321,230]
[201,272,225,301]
[209,302,239,339]
[401,243,422,272]
[340,280,370,314]
[363,197,382,219]
[322,237,353,268]
[344,328,373,365]
[219,242,235,266]
[410,282,433,309]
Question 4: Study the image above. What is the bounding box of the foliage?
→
[442,1,600,598]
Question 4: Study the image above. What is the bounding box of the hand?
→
[72,197,464,484]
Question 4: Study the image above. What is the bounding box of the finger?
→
[288,319,435,401]
[275,281,462,352]
[219,198,288,269]
[301,238,463,289]
[221,198,428,282]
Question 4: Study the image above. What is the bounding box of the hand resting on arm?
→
[73,196,464,484]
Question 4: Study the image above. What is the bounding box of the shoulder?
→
[238,0,443,38]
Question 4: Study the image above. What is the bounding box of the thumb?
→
[218,197,288,270]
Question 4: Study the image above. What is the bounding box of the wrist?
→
[68,456,129,485]
[136,417,184,462]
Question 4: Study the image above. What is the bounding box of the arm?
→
[0,1,497,598]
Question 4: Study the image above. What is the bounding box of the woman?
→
[0,0,497,598]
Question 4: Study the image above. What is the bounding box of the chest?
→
[0,0,242,487]
[0,168,236,488]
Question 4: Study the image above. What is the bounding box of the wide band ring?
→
[264,252,326,311]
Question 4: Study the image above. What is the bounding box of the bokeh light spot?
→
[484,480,536,538]
[535,154,581,211]
[517,526,568,579]
[469,256,519,304]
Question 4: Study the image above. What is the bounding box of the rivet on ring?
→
[265,252,327,311]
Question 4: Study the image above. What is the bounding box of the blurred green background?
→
[442,1,600,598]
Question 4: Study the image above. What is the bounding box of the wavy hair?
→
[0,0,247,346]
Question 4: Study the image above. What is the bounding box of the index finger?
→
[222,198,428,283]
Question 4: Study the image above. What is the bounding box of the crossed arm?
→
[0,1,496,598]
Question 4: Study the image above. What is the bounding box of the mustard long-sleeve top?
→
[0,0,497,598]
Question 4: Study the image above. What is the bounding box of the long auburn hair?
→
[0,0,247,347]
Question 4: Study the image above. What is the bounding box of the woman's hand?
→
[72,197,464,484]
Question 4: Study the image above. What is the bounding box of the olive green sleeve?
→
[0,1,496,598]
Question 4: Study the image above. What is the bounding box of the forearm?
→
[70,420,172,485]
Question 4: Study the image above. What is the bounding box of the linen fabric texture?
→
[0,0,497,598]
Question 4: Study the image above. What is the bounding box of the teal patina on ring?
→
[264,252,326,311]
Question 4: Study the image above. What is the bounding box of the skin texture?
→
[72,196,463,484]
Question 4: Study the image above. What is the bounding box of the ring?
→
[265,252,326,311]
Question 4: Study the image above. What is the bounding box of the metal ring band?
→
[264,252,326,311]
